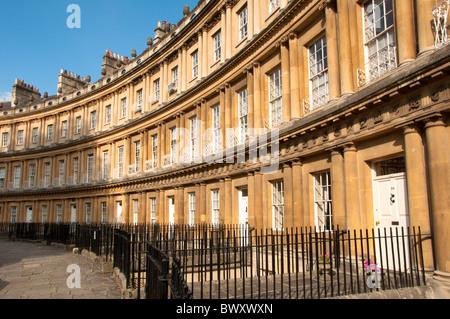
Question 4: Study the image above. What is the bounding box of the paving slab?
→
[0,239,121,299]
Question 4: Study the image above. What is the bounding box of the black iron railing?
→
[0,222,429,299]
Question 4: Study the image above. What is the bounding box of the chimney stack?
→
[11,79,41,107]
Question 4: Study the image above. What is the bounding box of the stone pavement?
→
[0,238,121,299]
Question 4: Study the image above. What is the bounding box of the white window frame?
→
[214,32,222,63]
[362,0,396,83]
[189,193,196,226]
[105,105,112,124]
[137,89,143,108]
[0,167,6,189]
[238,89,248,143]
[133,199,139,225]
[121,98,127,118]
[61,121,68,138]
[44,162,51,187]
[90,111,97,130]
[308,36,329,110]
[314,171,332,232]
[212,105,221,153]
[11,206,17,224]
[172,67,178,84]
[272,180,284,230]
[135,141,141,172]
[190,117,197,161]
[269,0,280,14]
[269,68,283,128]
[13,166,21,189]
[239,6,248,40]
[59,160,65,186]
[42,205,48,224]
[170,128,177,164]
[192,51,199,78]
[212,189,220,225]
[152,135,158,168]
[118,146,124,178]
[56,204,62,224]
[17,130,24,145]
[2,132,8,147]
[47,124,53,141]
[101,202,107,224]
[87,154,94,183]
[76,116,82,134]
[29,164,36,188]
[73,157,79,184]
[102,150,109,180]
[150,198,156,225]
[86,203,92,225]
[154,79,160,102]
[32,128,38,143]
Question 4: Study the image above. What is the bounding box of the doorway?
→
[117,201,122,225]
[372,157,410,270]
[239,188,248,246]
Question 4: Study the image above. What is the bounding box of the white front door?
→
[168,197,175,225]
[117,201,122,225]
[239,188,249,246]
[71,205,77,223]
[26,206,33,223]
[239,188,248,225]
[372,157,410,271]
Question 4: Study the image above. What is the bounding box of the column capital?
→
[288,31,298,41]
[342,142,357,152]
[329,146,343,157]
[422,114,446,129]
[401,122,422,135]
[319,0,336,11]
[291,157,303,166]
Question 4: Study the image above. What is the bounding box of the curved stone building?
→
[0,0,449,276]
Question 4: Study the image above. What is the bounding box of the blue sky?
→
[0,0,198,101]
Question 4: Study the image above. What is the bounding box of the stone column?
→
[280,38,291,123]
[324,2,340,101]
[162,59,168,103]
[253,0,260,34]
[202,26,208,77]
[226,1,232,60]
[253,62,262,130]
[288,32,301,119]
[247,172,255,227]
[416,0,436,55]
[247,0,254,39]
[283,162,293,228]
[423,115,450,274]
[254,170,263,230]
[246,68,254,129]
[197,31,203,81]
[200,183,207,223]
[330,147,346,228]
[395,0,417,64]
[402,124,433,271]
[343,142,361,230]
[336,0,354,94]
[224,177,233,224]
[221,8,227,64]
[291,159,303,227]
[181,44,188,91]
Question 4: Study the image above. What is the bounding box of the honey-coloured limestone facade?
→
[0,0,449,278]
